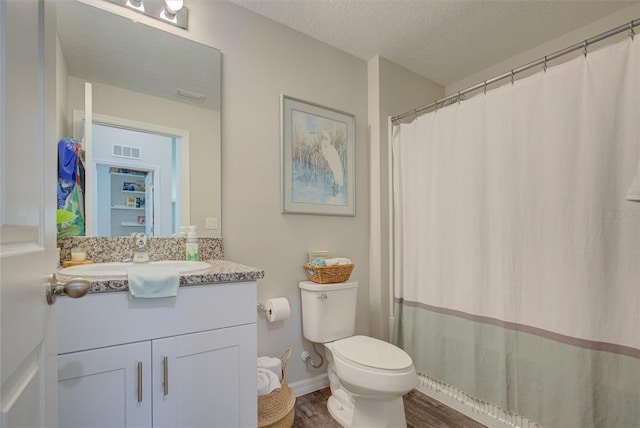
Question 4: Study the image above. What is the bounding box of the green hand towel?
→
[128,266,180,298]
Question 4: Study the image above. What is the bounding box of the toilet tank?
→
[299,281,358,343]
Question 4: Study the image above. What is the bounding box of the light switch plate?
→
[205,217,218,229]
[308,250,330,263]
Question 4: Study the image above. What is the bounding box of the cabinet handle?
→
[137,361,143,403]
[163,356,169,396]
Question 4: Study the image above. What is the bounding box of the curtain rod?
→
[391,18,640,124]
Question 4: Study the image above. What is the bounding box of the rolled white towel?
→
[257,368,281,396]
[257,356,282,381]
[325,257,352,266]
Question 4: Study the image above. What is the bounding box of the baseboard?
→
[288,373,329,397]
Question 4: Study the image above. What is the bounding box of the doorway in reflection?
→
[92,123,183,236]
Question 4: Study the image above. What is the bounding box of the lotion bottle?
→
[185,226,199,261]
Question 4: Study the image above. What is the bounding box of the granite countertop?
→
[57,260,264,294]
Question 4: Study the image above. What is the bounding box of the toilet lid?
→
[332,336,413,371]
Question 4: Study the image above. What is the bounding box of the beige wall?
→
[79,0,635,388]
[84,0,371,384]
[210,3,370,385]
[368,56,443,341]
[446,3,640,96]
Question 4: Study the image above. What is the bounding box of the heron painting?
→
[281,96,355,216]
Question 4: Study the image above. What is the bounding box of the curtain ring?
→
[457,91,461,104]
[511,70,515,85]
[583,40,588,58]
[630,21,635,40]
[434,99,438,112]
[483,81,487,95]
[543,55,548,73]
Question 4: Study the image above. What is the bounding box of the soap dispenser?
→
[185,226,199,261]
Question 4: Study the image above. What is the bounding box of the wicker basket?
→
[258,349,295,428]
[304,263,354,284]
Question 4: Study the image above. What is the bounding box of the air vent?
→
[112,144,141,160]
[176,88,206,102]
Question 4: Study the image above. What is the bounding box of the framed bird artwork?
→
[280,95,355,216]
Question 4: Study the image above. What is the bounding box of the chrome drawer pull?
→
[137,361,143,403]
[163,356,169,396]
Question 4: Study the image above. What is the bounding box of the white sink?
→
[59,261,211,277]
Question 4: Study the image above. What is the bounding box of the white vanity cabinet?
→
[58,341,152,427]
[57,282,257,427]
[152,327,250,427]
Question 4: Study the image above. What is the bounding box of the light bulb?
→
[126,0,145,11]
[164,0,183,15]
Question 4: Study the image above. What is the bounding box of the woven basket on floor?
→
[258,349,295,428]
[303,263,354,284]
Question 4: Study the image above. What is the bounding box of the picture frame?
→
[126,197,137,208]
[280,95,355,216]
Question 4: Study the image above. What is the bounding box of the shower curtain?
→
[392,38,639,427]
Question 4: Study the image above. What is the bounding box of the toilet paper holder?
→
[257,303,269,316]
[257,297,291,322]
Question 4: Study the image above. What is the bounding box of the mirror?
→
[56,1,221,237]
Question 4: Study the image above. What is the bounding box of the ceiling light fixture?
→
[107,0,188,30]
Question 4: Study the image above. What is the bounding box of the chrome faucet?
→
[132,233,150,263]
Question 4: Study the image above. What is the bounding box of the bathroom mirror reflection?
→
[57,1,221,237]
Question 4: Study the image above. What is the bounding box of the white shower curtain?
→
[392,38,639,427]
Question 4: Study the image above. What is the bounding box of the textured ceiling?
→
[230,0,637,86]
[57,1,220,111]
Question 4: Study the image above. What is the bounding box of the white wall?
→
[55,37,68,138]
[368,56,443,340]
[92,125,173,236]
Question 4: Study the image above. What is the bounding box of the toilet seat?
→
[332,335,413,371]
[326,336,417,399]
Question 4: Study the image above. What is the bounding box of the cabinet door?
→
[58,341,152,427]
[152,325,256,428]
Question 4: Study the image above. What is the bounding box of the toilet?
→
[299,281,417,428]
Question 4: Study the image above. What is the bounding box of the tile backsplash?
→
[58,236,224,264]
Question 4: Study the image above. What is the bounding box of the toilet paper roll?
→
[265,297,291,322]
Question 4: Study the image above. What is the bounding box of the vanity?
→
[56,256,264,428]
[52,0,247,424]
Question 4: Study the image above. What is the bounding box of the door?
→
[0,0,57,426]
[58,342,152,427]
[152,328,244,428]
[81,113,190,237]
[145,172,154,235]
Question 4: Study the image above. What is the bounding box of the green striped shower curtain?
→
[392,38,640,428]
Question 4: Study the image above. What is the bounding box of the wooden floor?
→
[293,387,487,428]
